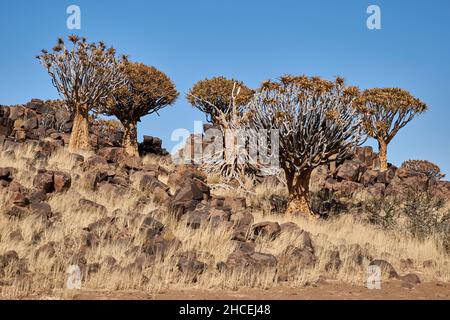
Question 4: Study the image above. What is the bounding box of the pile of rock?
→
[0,100,167,157]
[0,166,69,220]
[0,99,123,150]
[139,135,169,157]
[310,146,450,216]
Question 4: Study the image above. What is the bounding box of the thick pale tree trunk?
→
[122,121,139,157]
[68,104,91,152]
[378,139,388,172]
[284,167,314,216]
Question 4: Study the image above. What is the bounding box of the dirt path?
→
[44,281,450,300]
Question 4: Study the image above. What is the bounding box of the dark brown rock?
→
[97,147,126,163]
[53,171,71,192]
[0,250,21,276]
[324,250,342,272]
[34,242,56,259]
[361,169,378,186]
[83,155,109,171]
[234,241,256,254]
[140,215,165,233]
[87,263,101,275]
[399,273,421,289]
[231,212,254,228]
[109,176,129,187]
[336,180,364,197]
[226,249,277,271]
[78,199,108,215]
[280,245,317,268]
[27,190,47,204]
[97,182,128,198]
[139,135,168,156]
[4,205,29,219]
[29,202,52,219]
[182,208,210,229]
[33,170,54,193]
[167,165,207,188]
[139,174,169,193]
[335,160,366,182]
[0,118,13,137]
[120,156,142,171]
[208,207,231,227]
[174,180,210,202]
[0,167,13,181]
[102,256,117,268]
[9,229,24,241]
[9,192,30,207]
[168,199,200,218]
[223,197,247,212]
[377,167,397,184]
[250,221,281,240]
[369,259,399,279]
[141,227,180,258]
[280,222,304,234]
[177,251,207,275]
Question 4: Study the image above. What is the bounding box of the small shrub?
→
[363,195,400,230]
[363,189,450,254]
[401,160,445,180]
[403,190,446,240]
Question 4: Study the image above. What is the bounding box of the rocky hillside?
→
[310,147,450,216]
[0,101,448,298]
[0,99,168,157]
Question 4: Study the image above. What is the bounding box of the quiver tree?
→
[187,83,269,186]
[102,62,179,156]
[401,160,445,180]
[354,88,427,171]
[37,35,127,152]
[186,77,256,185]
[187,76,254,125]
[247,76,365,215]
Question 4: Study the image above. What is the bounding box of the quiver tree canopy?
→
[247,75,365,215]
[103,61,179,156]
[187,76,254,125]
[354,88,427,171]
[37,35,127,152]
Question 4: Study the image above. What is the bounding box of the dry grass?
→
[0,143,448,299]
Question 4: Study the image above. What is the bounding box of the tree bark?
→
[378,139,388,172]
[284,167,314,216]
[122,120,139,157]
[68,104,91,152]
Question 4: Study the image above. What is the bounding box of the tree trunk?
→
[285,167,314,216]
[378,139,388,171]
[122,121,139,157]
[68,104,91,152]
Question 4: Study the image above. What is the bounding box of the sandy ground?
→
[38,280,450,300]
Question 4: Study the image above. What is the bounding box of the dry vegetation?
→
[0,144,448,299]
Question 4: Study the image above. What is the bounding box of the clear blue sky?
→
[0,0,449,175]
